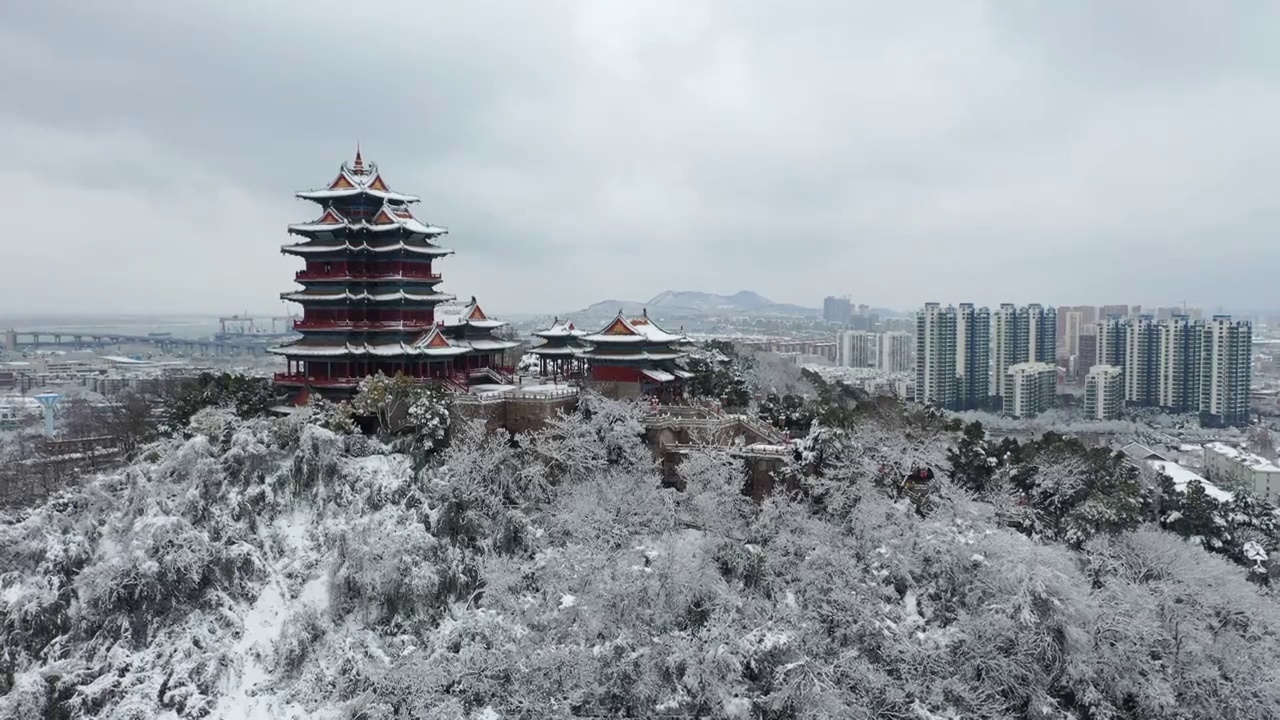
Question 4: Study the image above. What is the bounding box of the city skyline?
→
[4,2,1280,316]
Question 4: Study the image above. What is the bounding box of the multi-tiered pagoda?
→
[580,310,691,399]
[273,151,508,399]
[528,318,588,378]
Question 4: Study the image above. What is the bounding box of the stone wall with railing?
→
[450,388,580,434]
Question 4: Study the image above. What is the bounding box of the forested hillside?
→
[3,361,1280,719]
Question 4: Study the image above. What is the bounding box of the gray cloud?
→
[1,0,1277,317]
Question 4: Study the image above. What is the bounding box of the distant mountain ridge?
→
[573,290,818,318]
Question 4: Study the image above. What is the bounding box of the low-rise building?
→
[1202,442,1280,504]
[1002,361,1056,418]
[0,402,18,430]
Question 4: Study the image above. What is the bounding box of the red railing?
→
[294,270,442,282]
[292,319,436,331]
[273,373,361,388]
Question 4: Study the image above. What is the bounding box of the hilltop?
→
[574,290,818,321]
[3,361,1280,718]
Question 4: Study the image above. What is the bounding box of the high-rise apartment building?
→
[879,331,914,372]
[1156,315,1202,413]
[991,303,1056,402]
[1084,365,1124,420]
[1056,305,1095,357]
[1076,326,1098,380]
[916,303,958,409]
[1124,315,1160,407]
[1096,316,1127,374]
[1063,310,1084,361]
[956,303,990,410]
[1003,362,1057,418]
[823,296,852,324]
[1099,304,1129,321]
[1027,304,1057,364]
[837,330,876,368]
[991,303,1019,402]
[1200,316,1252,427]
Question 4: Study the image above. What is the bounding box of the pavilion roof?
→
[280,289,456,304]
[435,297,508,330]
[288,203,447,237]
[581,310,687,345]
[280,240,454,258]
[296,151,420,203]
[534,317,588,339]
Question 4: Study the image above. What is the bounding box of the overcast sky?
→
[1,1,1277,317]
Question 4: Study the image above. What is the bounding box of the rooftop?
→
[1148,459,1234,503]
[1204,442,1280,474]
[581,311,687,345]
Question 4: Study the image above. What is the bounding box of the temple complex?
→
[272,151,513,400]
[579,311,692,400]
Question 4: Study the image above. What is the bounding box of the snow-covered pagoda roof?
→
[435,297,508,330]
[296,150,420,203]
[280,240,454,258]
[268,320,518,358]
[288,204,447,237]
[527,344,583,357]
[534,318,588,339]
[280,289,456,304]
[455,336,521,351]
[581,311,687,345]
[269,329,469,359]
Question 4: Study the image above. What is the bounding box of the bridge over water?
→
[3,328,296,356]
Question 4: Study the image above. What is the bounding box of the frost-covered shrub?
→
[187,406,238,443]
[78,516,216,616]
[219,422,276,487]
[408,387,450,452]
[533,393,649,482]
[273,605,327,677]
[329,507,449,625]
[0,672,49,719]
[350,372,450,447]
[291,424,344,494]
[306,394,358,435]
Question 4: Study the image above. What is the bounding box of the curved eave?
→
[458,339,521,352]
[528,346,581,356]
[271,343,469,358]
[295,275,445,285]
[295,188,420,203]
[468,319,508,330]
[580,351,688,362]
[368,221,448,235]
[280,242,455,258]
[288,222,447,237]
[438,319,508,331]
[581,334,649,344]
[280,291,457,303]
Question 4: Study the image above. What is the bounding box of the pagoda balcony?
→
[275,372,453,388]
[292,319,437,332]
[274,373,361,388]
[294,269,443,283]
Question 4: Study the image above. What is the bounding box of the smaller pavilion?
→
[528,318,589,378]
